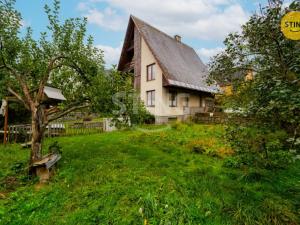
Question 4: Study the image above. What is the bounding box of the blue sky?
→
[15,0,291,67]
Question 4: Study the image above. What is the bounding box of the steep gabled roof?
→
[118,15,219,94]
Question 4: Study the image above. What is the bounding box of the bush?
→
[144,113,155,124]
[226,124,295,169]
[112,91,155,128]
[48,141,62,155]
[192,145,206,154]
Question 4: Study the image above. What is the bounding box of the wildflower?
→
[139,207,143,214]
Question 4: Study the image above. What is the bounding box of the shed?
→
[1,86,66,144]
[42,86,66,105]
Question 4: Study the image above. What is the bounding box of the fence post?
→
[14,126,17,143]
[48,125,50,138]
[3,98,8,145]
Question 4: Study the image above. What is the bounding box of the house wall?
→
[133,26,141,90]
[140,38,164,116]
[140,37,209,122]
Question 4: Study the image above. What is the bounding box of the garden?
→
[0,124,299,225]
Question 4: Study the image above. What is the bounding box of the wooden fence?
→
[64,122,103,136]
[0,124,32,144]
[193,112,228,124]
[193,112,253,125]
[1,121,103,144]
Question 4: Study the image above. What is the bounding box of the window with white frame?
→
[146,90,155,107]
[183,96,189,107]
[200,96,205,107]
[169,91,177,107]
[146,63,155,81]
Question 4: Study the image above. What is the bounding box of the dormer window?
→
[147,63,155,81]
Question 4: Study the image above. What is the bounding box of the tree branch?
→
[7,87,30,110]
[0,37,34,109]
[0,39,6,68]
[68,60,91,84]
[46,103,89,124]
[3,65,33,109]
[36,55,66,103]
[45,106,59,115]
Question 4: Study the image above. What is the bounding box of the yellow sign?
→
[281,11,300,40]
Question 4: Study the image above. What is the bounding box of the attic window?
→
[147,63,155,81]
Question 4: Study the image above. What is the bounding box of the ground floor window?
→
[169,91,177,107]
[146,90,155,107]
[200,96,205,107]
[183,96,189,107]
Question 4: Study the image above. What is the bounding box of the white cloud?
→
[197,47,224,63]
[96,43,122,68]
[77,2,88,11]
[78,0,249,41]
[84,7,125,31]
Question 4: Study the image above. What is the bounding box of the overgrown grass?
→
[0,124,299,225]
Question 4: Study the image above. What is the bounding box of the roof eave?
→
[165,79,220,94]
[117,16,135,71]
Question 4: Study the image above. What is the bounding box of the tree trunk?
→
[30,105,45,165]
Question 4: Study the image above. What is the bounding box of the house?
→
[118,15,220,123]
[218,70,254,96]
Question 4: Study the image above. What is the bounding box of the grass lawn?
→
[0,124,299,225]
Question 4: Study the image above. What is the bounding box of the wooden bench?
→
[32,153,61,183]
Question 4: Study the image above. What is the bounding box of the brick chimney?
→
[174,35,181,42]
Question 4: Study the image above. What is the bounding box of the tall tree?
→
[0,0,105,167]
[90,68,154,128]
[209,0,300,130]
[208,0,300,168]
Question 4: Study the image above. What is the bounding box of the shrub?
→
[261,197,299,225]
[144,113,155,124]
[192,145,206,154]
[112,92,155,128]
[48,141,62,155]
[226,124,295,169]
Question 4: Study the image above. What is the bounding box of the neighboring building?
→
[118,15,219,123]
[219,70,254,96]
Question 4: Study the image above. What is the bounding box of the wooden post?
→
[3,98,8,145]
[14,126,17,143]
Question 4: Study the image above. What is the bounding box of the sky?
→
[15,0,293,67]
